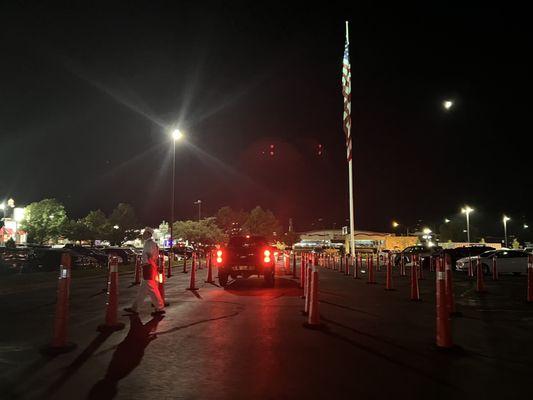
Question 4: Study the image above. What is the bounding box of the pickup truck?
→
[216,235,276,287]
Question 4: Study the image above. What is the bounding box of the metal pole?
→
[504,219,508,247]
[170,141,176,252]
[466,212,470,244]
[345,21,356,259]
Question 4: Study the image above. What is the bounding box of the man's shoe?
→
[151,310,165,316]
[123,307,138,314]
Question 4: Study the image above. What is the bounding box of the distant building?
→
[294,229,418,252]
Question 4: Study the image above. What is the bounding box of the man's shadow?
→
[87,314,163,400]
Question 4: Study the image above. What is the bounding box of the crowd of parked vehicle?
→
[296,242,533,275]
[0,242,213,274]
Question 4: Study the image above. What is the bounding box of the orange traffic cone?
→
[187,253,199,291]
[467,258,474,278]
[98,256,125,332]
[167,250,173,278]
[436,256,453,349]
[157,255,170,305]
[367,254,376,284]
[385,253,394,291]
[42,253,77,355]
[182,255,188,273]
[303,268,325,330]
[302,265,313,315]
[205,251,214,283]
[410,255,420,301]
[353,253,360,279]
[444,254,461,317]
[476,257,486,293]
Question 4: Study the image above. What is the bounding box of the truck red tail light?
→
[216,250,223,264]
[263,249,271,263]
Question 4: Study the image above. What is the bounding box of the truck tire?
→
[264,270,275,287]
[219,272,229,287]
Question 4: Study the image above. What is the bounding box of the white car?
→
[456,249,529,275]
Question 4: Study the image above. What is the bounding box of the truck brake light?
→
[264,249,271,263]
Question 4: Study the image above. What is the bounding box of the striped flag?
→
[342,31,352,162]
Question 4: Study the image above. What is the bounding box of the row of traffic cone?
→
[44,249,217,355]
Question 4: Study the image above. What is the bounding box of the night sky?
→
[1,3,531,239]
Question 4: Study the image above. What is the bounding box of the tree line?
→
[18,199,296,246]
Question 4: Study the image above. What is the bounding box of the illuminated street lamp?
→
[172,129,184,141]
[461,206,474,243]
[113,225,120,230]
[503,215,511,247]
[444,218,450,223]
[170,128,185,250]
[524,224,529,229]
[443,100,453,110]
[392,221,399,228]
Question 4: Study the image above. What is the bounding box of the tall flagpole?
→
[346,21,356,257]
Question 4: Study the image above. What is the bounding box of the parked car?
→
[394,245,442,269]
[63,244,109,266]
[0,247,35,270]
[433,245,495,269]
[27,248,100,272]
[0,247,36,272]
[456,249,529,275]
[172,244,195,260]
[98,247,135,264]
[216,235,276,287]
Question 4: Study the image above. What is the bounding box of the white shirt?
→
[142,238,159,265]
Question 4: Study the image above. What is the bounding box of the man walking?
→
[124,227,165,316]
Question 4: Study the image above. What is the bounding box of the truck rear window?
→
[228,236,267,248]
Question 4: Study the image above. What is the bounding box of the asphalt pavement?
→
[1,258,532,399]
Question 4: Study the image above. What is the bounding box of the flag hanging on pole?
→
[342,29,352,162]
[343,21,356,257]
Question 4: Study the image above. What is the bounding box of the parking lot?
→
[0,257,532,399]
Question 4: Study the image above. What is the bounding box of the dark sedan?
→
[433,245,495,269]
[64,244,109,266]
[394,245,443,269]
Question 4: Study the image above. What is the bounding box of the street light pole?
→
[194,200,202,221]
[503,215,510,247]
[461,206,474,244]
[466,212,470,243]
[170,139,176,249]
[170,129,184,251]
